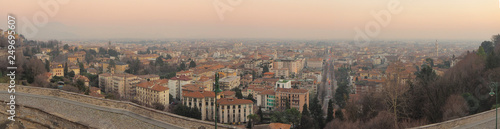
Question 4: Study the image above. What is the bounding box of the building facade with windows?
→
[217,98,254,124]
[135,79,169,107]
[275,88,309,112]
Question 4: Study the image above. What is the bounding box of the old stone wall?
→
[0,84,238,129]
[410,107,497,129]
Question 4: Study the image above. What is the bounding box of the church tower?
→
[435,40,439,57]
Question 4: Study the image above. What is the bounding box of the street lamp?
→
[214,73,223,129]
[490,82,499,129]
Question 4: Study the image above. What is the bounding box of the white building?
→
[275,80,292,89]
[168,75,192,99]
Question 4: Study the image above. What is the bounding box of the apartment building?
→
[182,90,222,121]
[99,73,141,99]
[306,58,323,69]
[217,98,254,124]
[219,76,240,91]
[169,75,192,99]
[50,63,64,77]
[273,58,305,75]
[135,79,170,107]
[258,90,276,111]
[275,88,309,112]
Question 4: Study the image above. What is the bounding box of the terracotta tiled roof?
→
[183,91,204,98]
[276,88,308,94]
[217,98,253,105]
[222,91,235,96]
[136,79,169,92]
[260,90,275,95]
[201,91,216,98]
[182,84,206,92]
[269,123,291,129]
[183,90,216,98]
[263,72,275,75]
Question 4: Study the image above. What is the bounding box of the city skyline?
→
[1,0,499,40]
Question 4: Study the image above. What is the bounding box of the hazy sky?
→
[1,0,499,40]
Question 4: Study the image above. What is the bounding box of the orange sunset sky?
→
[1,0,499,40]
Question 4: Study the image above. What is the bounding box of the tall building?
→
[435,40,439,57]
[99,73,141,99]
[182,90,221,121]
[135,79,170,107]
[219,76,240,91]
[168,75,192,99]
[258,90,276,111]
[275,88,309,112]
[273,58,305,76]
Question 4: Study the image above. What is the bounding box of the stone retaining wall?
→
[411,107,497,129]
[0,101,92,129]
[0,84,238,129]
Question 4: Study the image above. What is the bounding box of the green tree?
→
[84,87,90,95]
[252,70,256,81]
[263,65,269,73]
[481,41,494,54]
[189,60,196,68]
[247,114,260,129]
[79,63,86,75]
[309,96,324,129]
[63,44,69,50]
[302,104,310,116]
[335,109,344,121]
[486,51,500,70]
[156,56,164,66]
[45,59,50,72]
[235,88,243,99]
[285,108,301,128]
[169,94,174,104]
[107,60,115,73]
[335,81,349,108]
[76,79,86,92]
[99,47,107,55]
[326,99,334,123]
[299,105,314,129]
[257,107,263,123]
[248,93,256,103]
[492,34,500,45]
[180,62,186,70]
[68,71,75,78]
[477,46,487,59]
[64,62,68,77]
[192,105,201,119]
[108,49,120,57]
[285,97,291,109]
[425,58,434,67]
[270,108,300,127]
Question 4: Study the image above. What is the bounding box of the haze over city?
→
[2,0,500,129]
[1,0,499,40]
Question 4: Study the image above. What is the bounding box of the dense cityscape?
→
[1,0,500,129]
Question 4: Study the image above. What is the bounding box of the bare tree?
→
[383,64,410,128]
[33,74,50,87]
[442,94,469,121]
